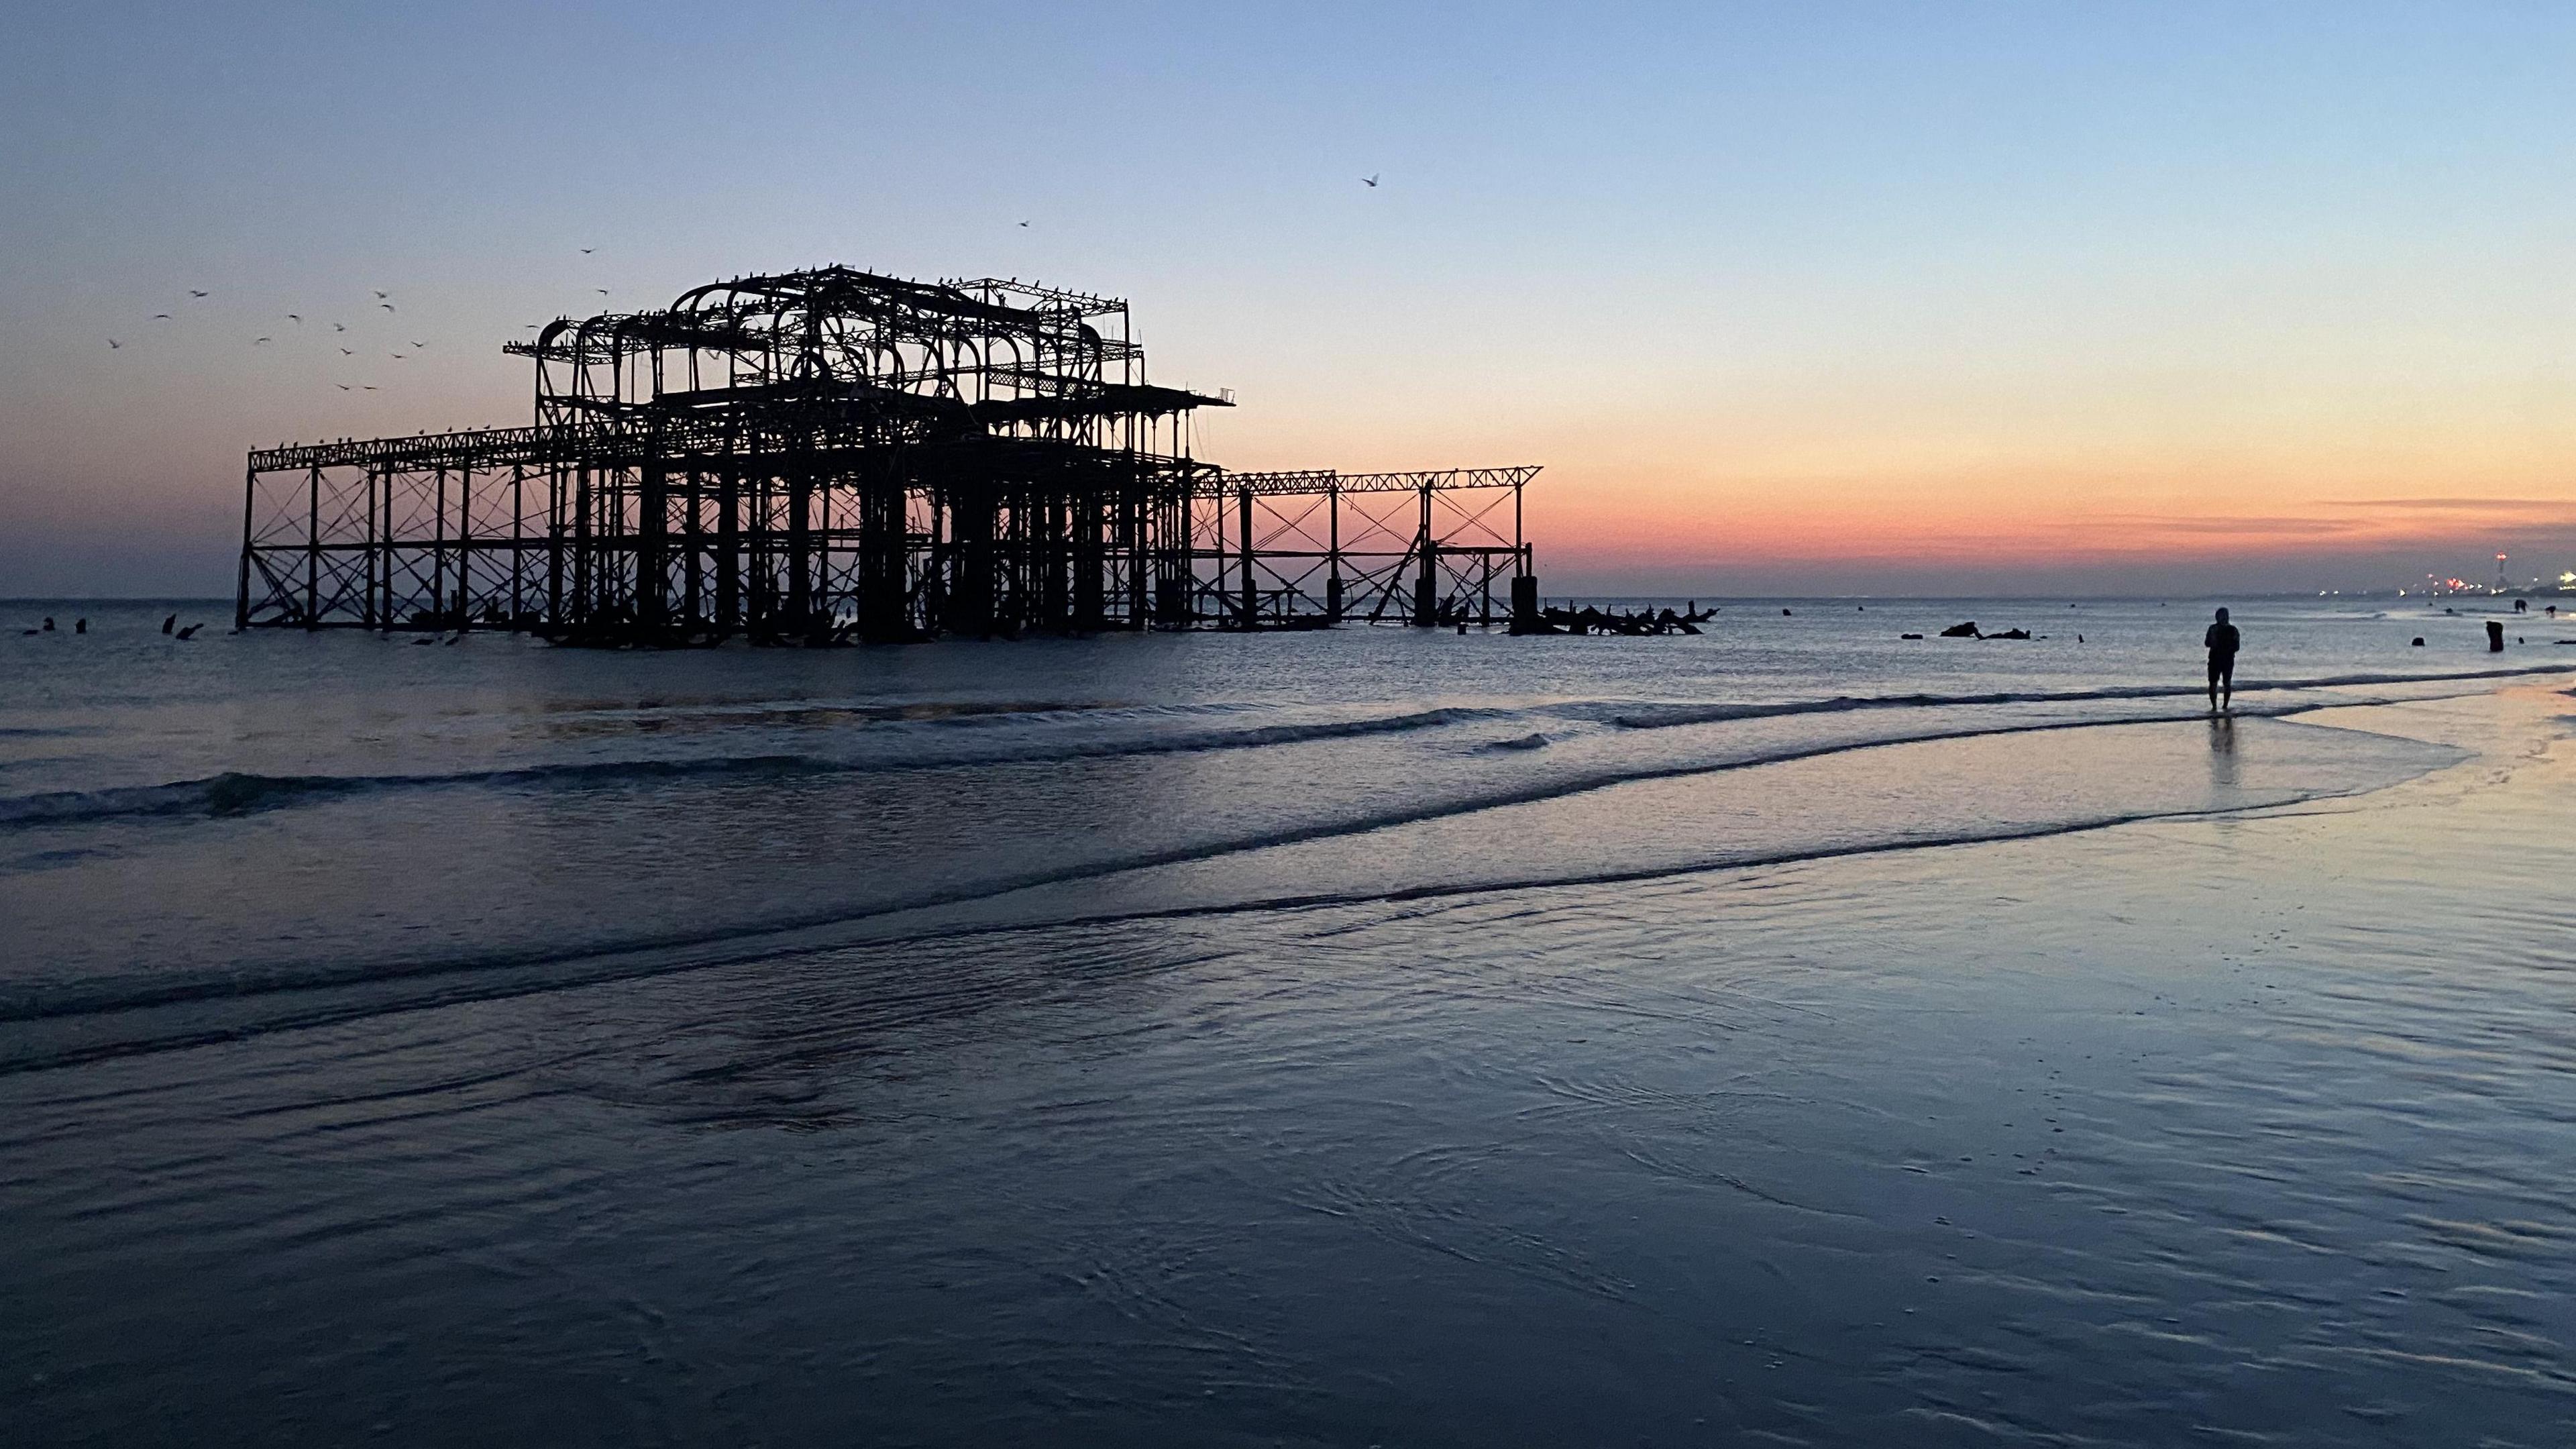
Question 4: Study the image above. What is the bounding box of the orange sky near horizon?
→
[7,5,2576,597]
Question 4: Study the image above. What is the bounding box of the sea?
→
[5,594,2574,1446]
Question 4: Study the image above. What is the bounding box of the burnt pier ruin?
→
[236,267,1542,643]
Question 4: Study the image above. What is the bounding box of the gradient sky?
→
[5,1,2573,596]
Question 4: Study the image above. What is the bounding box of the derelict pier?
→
[236,267,1541,643]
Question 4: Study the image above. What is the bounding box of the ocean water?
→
[5,595,2575,1444]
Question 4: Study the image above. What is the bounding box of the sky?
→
[3,1,2573,597]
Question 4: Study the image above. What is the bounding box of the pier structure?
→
[235,266,1539,642]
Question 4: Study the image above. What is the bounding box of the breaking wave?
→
[0,706,1509,828]
[8,662,2561,832]
[1572,664,2576,731]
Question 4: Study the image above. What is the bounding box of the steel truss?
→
[237,267,1541,642]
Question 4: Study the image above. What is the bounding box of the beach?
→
[5,598,2574,1445]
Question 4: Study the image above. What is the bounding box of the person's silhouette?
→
[2204,607,2240,712]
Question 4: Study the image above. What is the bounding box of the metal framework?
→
[237,267,1540,642]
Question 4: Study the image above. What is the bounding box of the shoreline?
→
[7,685,2574,1444]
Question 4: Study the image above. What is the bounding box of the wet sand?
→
[7,684,2572,1445]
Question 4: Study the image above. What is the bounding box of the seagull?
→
[595,288,609,295]
[286,314,302,323]
[150,313,172,320]
[1362,174,1379,187]
[379,303,395,311]
[1018,220,1030,227]
[391,352,406,359]
[336,384,352,390]
[374,290,388,299]
[107,338,122,349]
[580,247,594,254]
[362,385,378,391]
[189,289,209,297]
[339,347,354,355]
[411,340,426,348]
[254,336,272,344]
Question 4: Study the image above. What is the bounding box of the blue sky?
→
[6,2,2574,594]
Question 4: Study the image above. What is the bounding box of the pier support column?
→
[637,462,668,633]
[1326,480,1342,624]
[235,463,256,631]
[857,453,906,642]
[1410,478,1436,627]
[1236,484,1256,628]
[305,463,322,630]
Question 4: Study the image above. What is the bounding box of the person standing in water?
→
[2204,607,2241,712]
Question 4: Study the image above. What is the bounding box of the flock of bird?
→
[102,182,1392,390]
[101,251,619,398]
[105,280,443,396]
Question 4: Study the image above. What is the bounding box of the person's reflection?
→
[2207,713,2239,791]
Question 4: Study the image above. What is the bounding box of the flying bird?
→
[362,385,378,391]
[151,313,172,320]
[411,341,427,348]
[331,322,345,332]
[336,384,352,390]
[379,303,395,311]
[286,314,301,323]
[595,288,610,295]
[391,352,406,359]
[374,290,388,299]
[1362,174,1379,187]
[339,347,354,355]
[189,289,209,297]
[107,338,122,349]
[1018,220,1030,227]
[580,248,594,254]
[254,336,271,344]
